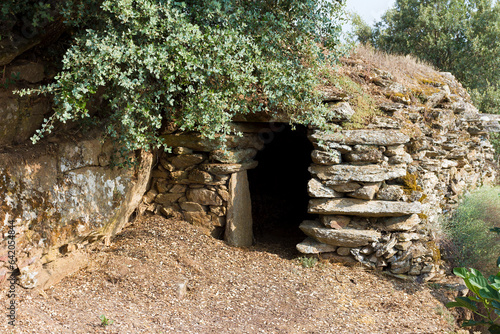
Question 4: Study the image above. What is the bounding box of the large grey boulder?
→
[0,134,153,288]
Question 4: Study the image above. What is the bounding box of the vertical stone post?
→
[224,170,253,247]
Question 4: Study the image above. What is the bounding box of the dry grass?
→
[319,64,383,129]
[350,44,440,88]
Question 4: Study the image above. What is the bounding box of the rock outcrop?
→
[0,135,152,288]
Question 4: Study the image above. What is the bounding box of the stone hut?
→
[143,61,498,282]
[0,54,497,289]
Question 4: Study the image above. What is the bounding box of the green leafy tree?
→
[350,12,374,46]
[353,0,500,114]
[4,0,348,154]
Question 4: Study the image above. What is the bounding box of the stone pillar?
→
[225,170,253,247]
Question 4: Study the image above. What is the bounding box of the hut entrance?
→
[247,123,313,249]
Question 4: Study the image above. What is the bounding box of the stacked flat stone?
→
[300,128,436,278]
[141,65,497,282]
[297,70,497,282]
[141,131,262,243]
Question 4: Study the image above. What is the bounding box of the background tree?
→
[2,0,347,155]
[353,0,500,114]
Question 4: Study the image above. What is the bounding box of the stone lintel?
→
[162,133,264,151]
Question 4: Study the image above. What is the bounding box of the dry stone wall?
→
[1,51,496,290]
[297,71,497,282]
[141,130,265,245]
[145,69,497,283]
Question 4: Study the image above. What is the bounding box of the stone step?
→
[308,198,421,217]
[296,237,337,254]
[299,220,381,247]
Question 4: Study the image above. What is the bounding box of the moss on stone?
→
[324,72,382,129]
[426,240,442,264]
[402,172,422,193]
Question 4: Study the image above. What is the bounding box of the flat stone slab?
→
[200,161,258,174]
[296,237,337,254]
[162,133,264,151]
[310,164,407,183]
[307,178,342,198]
[225,171,253,247]
[299,220,381,247]
[309,198,422,217]
[309,129,410,145]
[383,214,421,231]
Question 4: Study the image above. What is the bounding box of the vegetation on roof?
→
[5,0,348,154]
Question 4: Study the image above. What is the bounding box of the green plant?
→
[0,71,19,89]
[442,186,500,276]
[488,133,500,161]
[446,259,500,333]
[322,70,380,129]
[8,0,349,156]
[298,256,318,268]
[99,314,114,327]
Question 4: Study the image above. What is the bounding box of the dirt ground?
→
[0,216,468,333]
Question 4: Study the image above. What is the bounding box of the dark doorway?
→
[248,123,313,250]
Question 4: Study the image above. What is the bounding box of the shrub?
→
[442,187,500,276]
[6,0,349,155]
[352,0,500,116]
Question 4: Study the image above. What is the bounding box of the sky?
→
[345,0,396,26]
